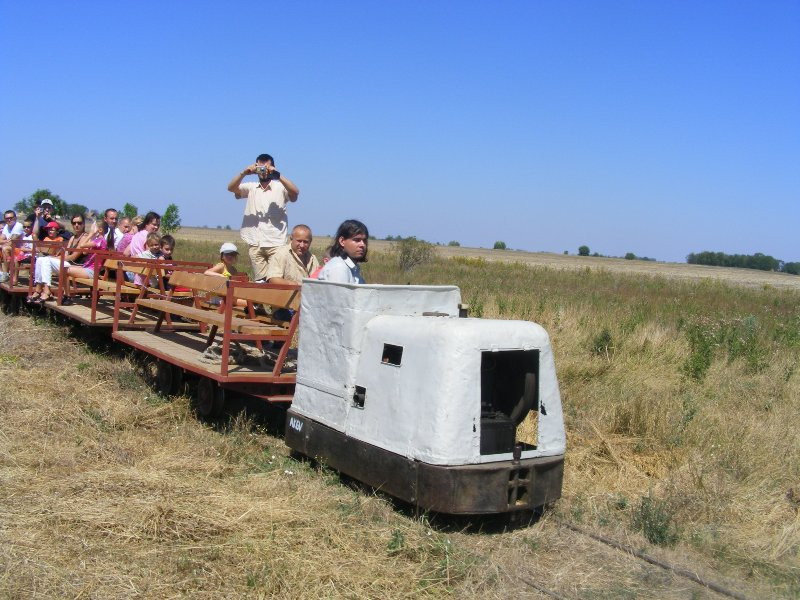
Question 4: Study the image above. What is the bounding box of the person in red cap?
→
[28,215,90,303]
[27,222,65,303]
[41,221,64,248]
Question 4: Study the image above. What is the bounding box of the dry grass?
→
[0,316,494,598]
[2,230,799,598]
[358,249,800,597]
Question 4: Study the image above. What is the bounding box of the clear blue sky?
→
[1,0,797,263]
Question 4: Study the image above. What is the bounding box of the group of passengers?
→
[2,149,369,305]
[0,200,172,304]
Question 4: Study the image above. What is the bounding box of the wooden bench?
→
[132,270,301,377]
[54,251,210,326]
[54,250,145,323]
[3,239,70,296]
[110,258,211,328]
[3,238,41,291]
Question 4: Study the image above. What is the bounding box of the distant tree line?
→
[624,252,656,262]
[687,251,799,275]
[577,245,655,261]
[385,234,457,247]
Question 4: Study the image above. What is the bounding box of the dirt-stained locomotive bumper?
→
[286,410,564,515]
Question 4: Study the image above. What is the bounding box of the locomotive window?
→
[353,385,366,408]
[381,343,403,366]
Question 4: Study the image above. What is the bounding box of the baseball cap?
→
[44,221,60,230]
[220,242,238,254]
[40,199,54,207]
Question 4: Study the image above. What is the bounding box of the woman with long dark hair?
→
[317,219,368,284]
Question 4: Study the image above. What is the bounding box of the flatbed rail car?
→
[285,280,565,515]
[112,270,301,415]
[51,253,213,328]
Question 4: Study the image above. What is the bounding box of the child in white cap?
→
[205,242,241,279]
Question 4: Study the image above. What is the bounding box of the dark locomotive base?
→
[285,409,564,515]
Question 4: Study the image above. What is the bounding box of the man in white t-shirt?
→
[227,153,300,282]
[102,208,124,250]
[1,210,25,281]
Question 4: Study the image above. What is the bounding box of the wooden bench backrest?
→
[229,284,301,311]
[112,258,211,276]
[104,258,126,272]
[30,239,67,255]
[116,261,165,276]
[167,270,230,296]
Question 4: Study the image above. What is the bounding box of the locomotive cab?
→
[285,280,565,515]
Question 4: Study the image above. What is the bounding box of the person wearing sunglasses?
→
[28,215,91,303]
[1,210,24,282]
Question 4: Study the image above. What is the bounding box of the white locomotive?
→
[286,280,565,514]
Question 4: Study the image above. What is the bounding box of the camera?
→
[256,166,280,180]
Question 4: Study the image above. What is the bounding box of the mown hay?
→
[0,313,492,598]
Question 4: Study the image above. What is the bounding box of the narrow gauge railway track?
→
[555,520,750,600]
[465,517,753,600]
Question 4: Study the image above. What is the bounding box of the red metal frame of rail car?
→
[110,270,300,407]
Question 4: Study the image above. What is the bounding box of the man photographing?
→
[227,153,300,283]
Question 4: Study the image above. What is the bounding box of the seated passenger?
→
[310,246,332,279]
[264,225,318,323]
[117,216,132,245]
[205,243,247,307]
[134,232,162,287]
[316,219,368,284]
[117,215,142,255]
[66,220,108,282]
[159,235,175,261]
[13,220,36,264]
[137,232,162,260]
[123,211,160,257]
[102,208,123,250]
[41,220,64,249]
[265,224,319,285]
[29,217,90,303]
[1,210,24,282]
[205,242,241,279]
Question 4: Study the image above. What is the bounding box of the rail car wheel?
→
[195,378,225,418]
[155,360,182,397]
[141,358,159,388]
[9,295,21,316]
